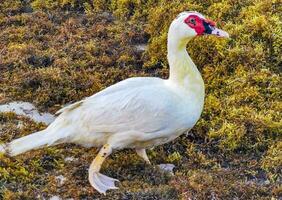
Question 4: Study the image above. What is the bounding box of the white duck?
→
[0,11,229,194]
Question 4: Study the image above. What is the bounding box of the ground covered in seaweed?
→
[0,0,281,199]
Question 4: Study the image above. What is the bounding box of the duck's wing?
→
[57,77,177,134]
[56,77,161,115]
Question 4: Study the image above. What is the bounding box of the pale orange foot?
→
[88,144,119,194]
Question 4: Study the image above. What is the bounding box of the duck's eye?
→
[190,18,196,25]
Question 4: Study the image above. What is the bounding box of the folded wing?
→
[55,77,178,135]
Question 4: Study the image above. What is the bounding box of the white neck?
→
[167,29,205,98]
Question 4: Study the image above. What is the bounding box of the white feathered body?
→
[1,12,208,156]
[0,11,231,195]
[48,77,204,150]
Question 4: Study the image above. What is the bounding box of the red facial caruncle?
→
[184,15,216,36]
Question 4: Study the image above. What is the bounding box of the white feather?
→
[47,75,204,150]
[3,11,210,155]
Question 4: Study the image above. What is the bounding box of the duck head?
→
[169,11,229,43]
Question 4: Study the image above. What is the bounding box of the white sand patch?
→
[49,196,62,200]
[134,44,148,52]
[0,101,55,125]
[55,175,67,186]
[158,163,175,174]
[64,156,76,162]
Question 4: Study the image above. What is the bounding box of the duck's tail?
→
[0,128,65,156]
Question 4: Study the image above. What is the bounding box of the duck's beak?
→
[209,27,229,38]
[203,19,229,38]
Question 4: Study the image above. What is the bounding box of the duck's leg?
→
[136,148,175,174]
[88,144,119,194]
[136,148,151,165]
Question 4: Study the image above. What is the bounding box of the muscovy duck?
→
[0,11,229,194]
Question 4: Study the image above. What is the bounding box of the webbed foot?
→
[89,172,119,194]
